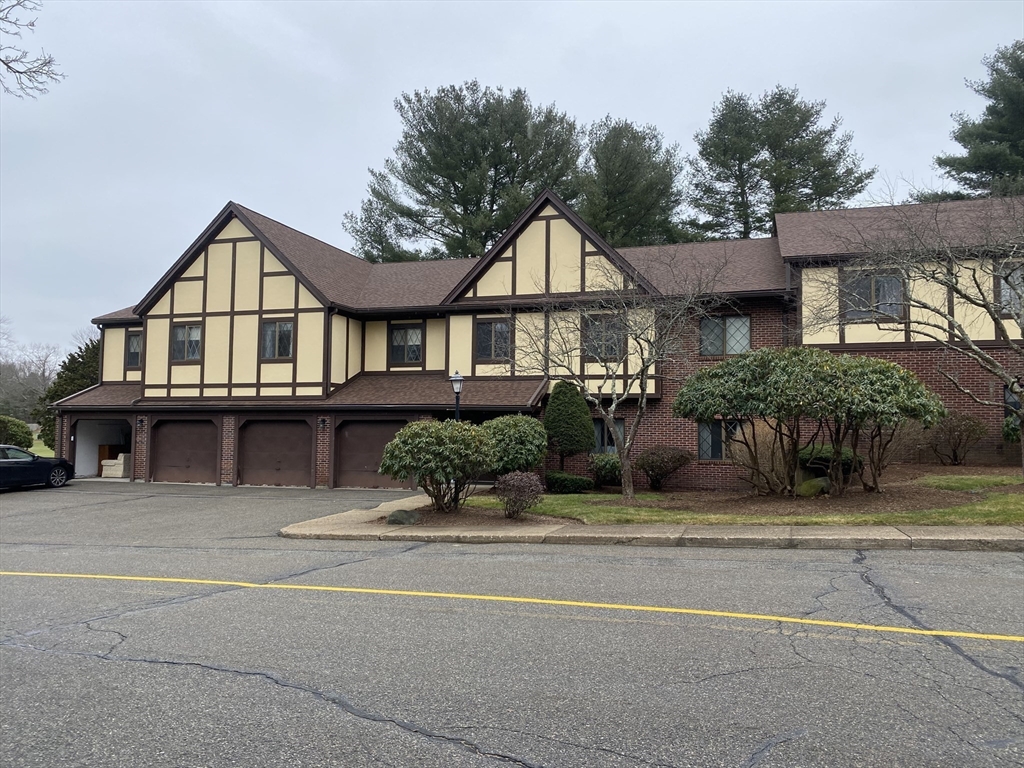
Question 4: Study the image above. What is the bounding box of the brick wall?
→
[541,298,1020,492]
[220,415,236,485]
[132,416,148,480]
[315,415,331,487]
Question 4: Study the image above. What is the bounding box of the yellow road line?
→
[2,570,1022,643]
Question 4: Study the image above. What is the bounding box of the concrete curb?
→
[280,502,1024,552]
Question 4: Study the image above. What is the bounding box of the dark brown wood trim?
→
[580,232,586,293]
[544,219,551,296]
[444,314,451,374]
[141,308,323,320]
[228,242,236,389]
[511,239,518,298]
[256,245,265,390]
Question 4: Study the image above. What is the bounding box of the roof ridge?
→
[231,202,363,264]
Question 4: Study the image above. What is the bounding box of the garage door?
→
[335,420,409,488]
[238,420,312,487]
[151,420,218,483]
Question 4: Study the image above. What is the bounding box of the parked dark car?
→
[0,445,74,489]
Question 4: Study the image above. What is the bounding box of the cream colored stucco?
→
[331,314,348,385]
[203,387,228,397]
[448,315,473,375]
[233,241,261,311]
[908,274,950,342]
[215,218,253,240]
[182,253,205,279]
[126,370,141,382]
[298,284,320,309]
[260,386,291,396]
[260,362,292,383]
[475,261,513,296]
[296,386,322,396]
[426,319,445,371]
[263,251,286,272]
[844,323,905,344]
[365,321,387,372]
[204,315,230,384]
[173,280,203,316]
[548,218,581,294]
[539,205,559,217]
[514,312,546,375]
[170,388,201,397]
[232,387,256,397]
[514,221,546,295]
[232,315,258,383]
[102,328,125,382]
[476,362,511,377]
[585,241,597,252]
[547,311,580,376]
[297,313,324,382]
[145,387,167,398]
[347,319,362,379]
[151,292,171,316]
[170,365,201,385]
[585,255,623,291]
[145,319,170,385]
[206,243,233,313]
[263,275,295,310]
[800,267,841,345]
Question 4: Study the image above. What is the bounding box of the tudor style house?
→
[54,191,1021,489]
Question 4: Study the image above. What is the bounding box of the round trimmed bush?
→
[0,416,33,449]
[483,415,547,475]
[634,446,693,490]
[590,453,622,488]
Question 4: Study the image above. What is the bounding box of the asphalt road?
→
[1,481,1022,768]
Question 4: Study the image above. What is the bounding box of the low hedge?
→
[545,470,594,494]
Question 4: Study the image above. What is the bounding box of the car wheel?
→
[46,467,69,488]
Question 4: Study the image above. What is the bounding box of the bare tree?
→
[512,253,725,500]
[801,194,1024,475]
[1,0,63,99]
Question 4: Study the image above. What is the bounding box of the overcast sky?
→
[1,0,1021,349]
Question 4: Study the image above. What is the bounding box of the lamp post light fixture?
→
[449,371,464,422]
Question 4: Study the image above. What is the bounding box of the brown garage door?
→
[151,420,218,483]
[335,420,409,488]
[238,420,312,487]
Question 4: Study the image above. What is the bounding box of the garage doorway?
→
[335,420,411,488]
[71,419,132,477]
[151,420,218,483]
[238,420,313,487]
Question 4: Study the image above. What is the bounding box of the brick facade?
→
[219,415,236,485]
[132,416,148,480]
[315,415,331,487]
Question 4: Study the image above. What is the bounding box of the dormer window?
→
[390,324,423,365]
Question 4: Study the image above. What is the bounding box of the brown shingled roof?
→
[92,306,141,324]
[775,196,1024,260]
[618,238,786,295]
[54,383,142,408]
[326,373,547,409]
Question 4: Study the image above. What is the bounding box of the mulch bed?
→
[376,464,1022,526]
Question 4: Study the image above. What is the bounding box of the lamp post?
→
[449,371,464,422]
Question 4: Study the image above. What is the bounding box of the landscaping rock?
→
[796,476,831,497]
[386,509,420,525]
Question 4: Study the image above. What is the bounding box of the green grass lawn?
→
[466,478,1024,527]
[31,439,54,458]
[914,475,1021,492]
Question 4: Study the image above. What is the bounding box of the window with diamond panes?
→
[171,324,201,362]
[125,333,142,368]
[841,273,904,321]
[582,315,624,361]
[1000,263,1022,316]
[260,321,293,359]
[698,420,740,460]
[592,418,624,454]
[390,326,422,365]
[476,320,510,361]
[700,316,750,356]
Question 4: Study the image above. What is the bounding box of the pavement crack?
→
[857,557,1024,693]
[740,728,807,768]
[0,642,544,767]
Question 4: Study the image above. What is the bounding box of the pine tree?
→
[935,41,1024,195]
[31,338,99,449]
[542,381,595,470]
